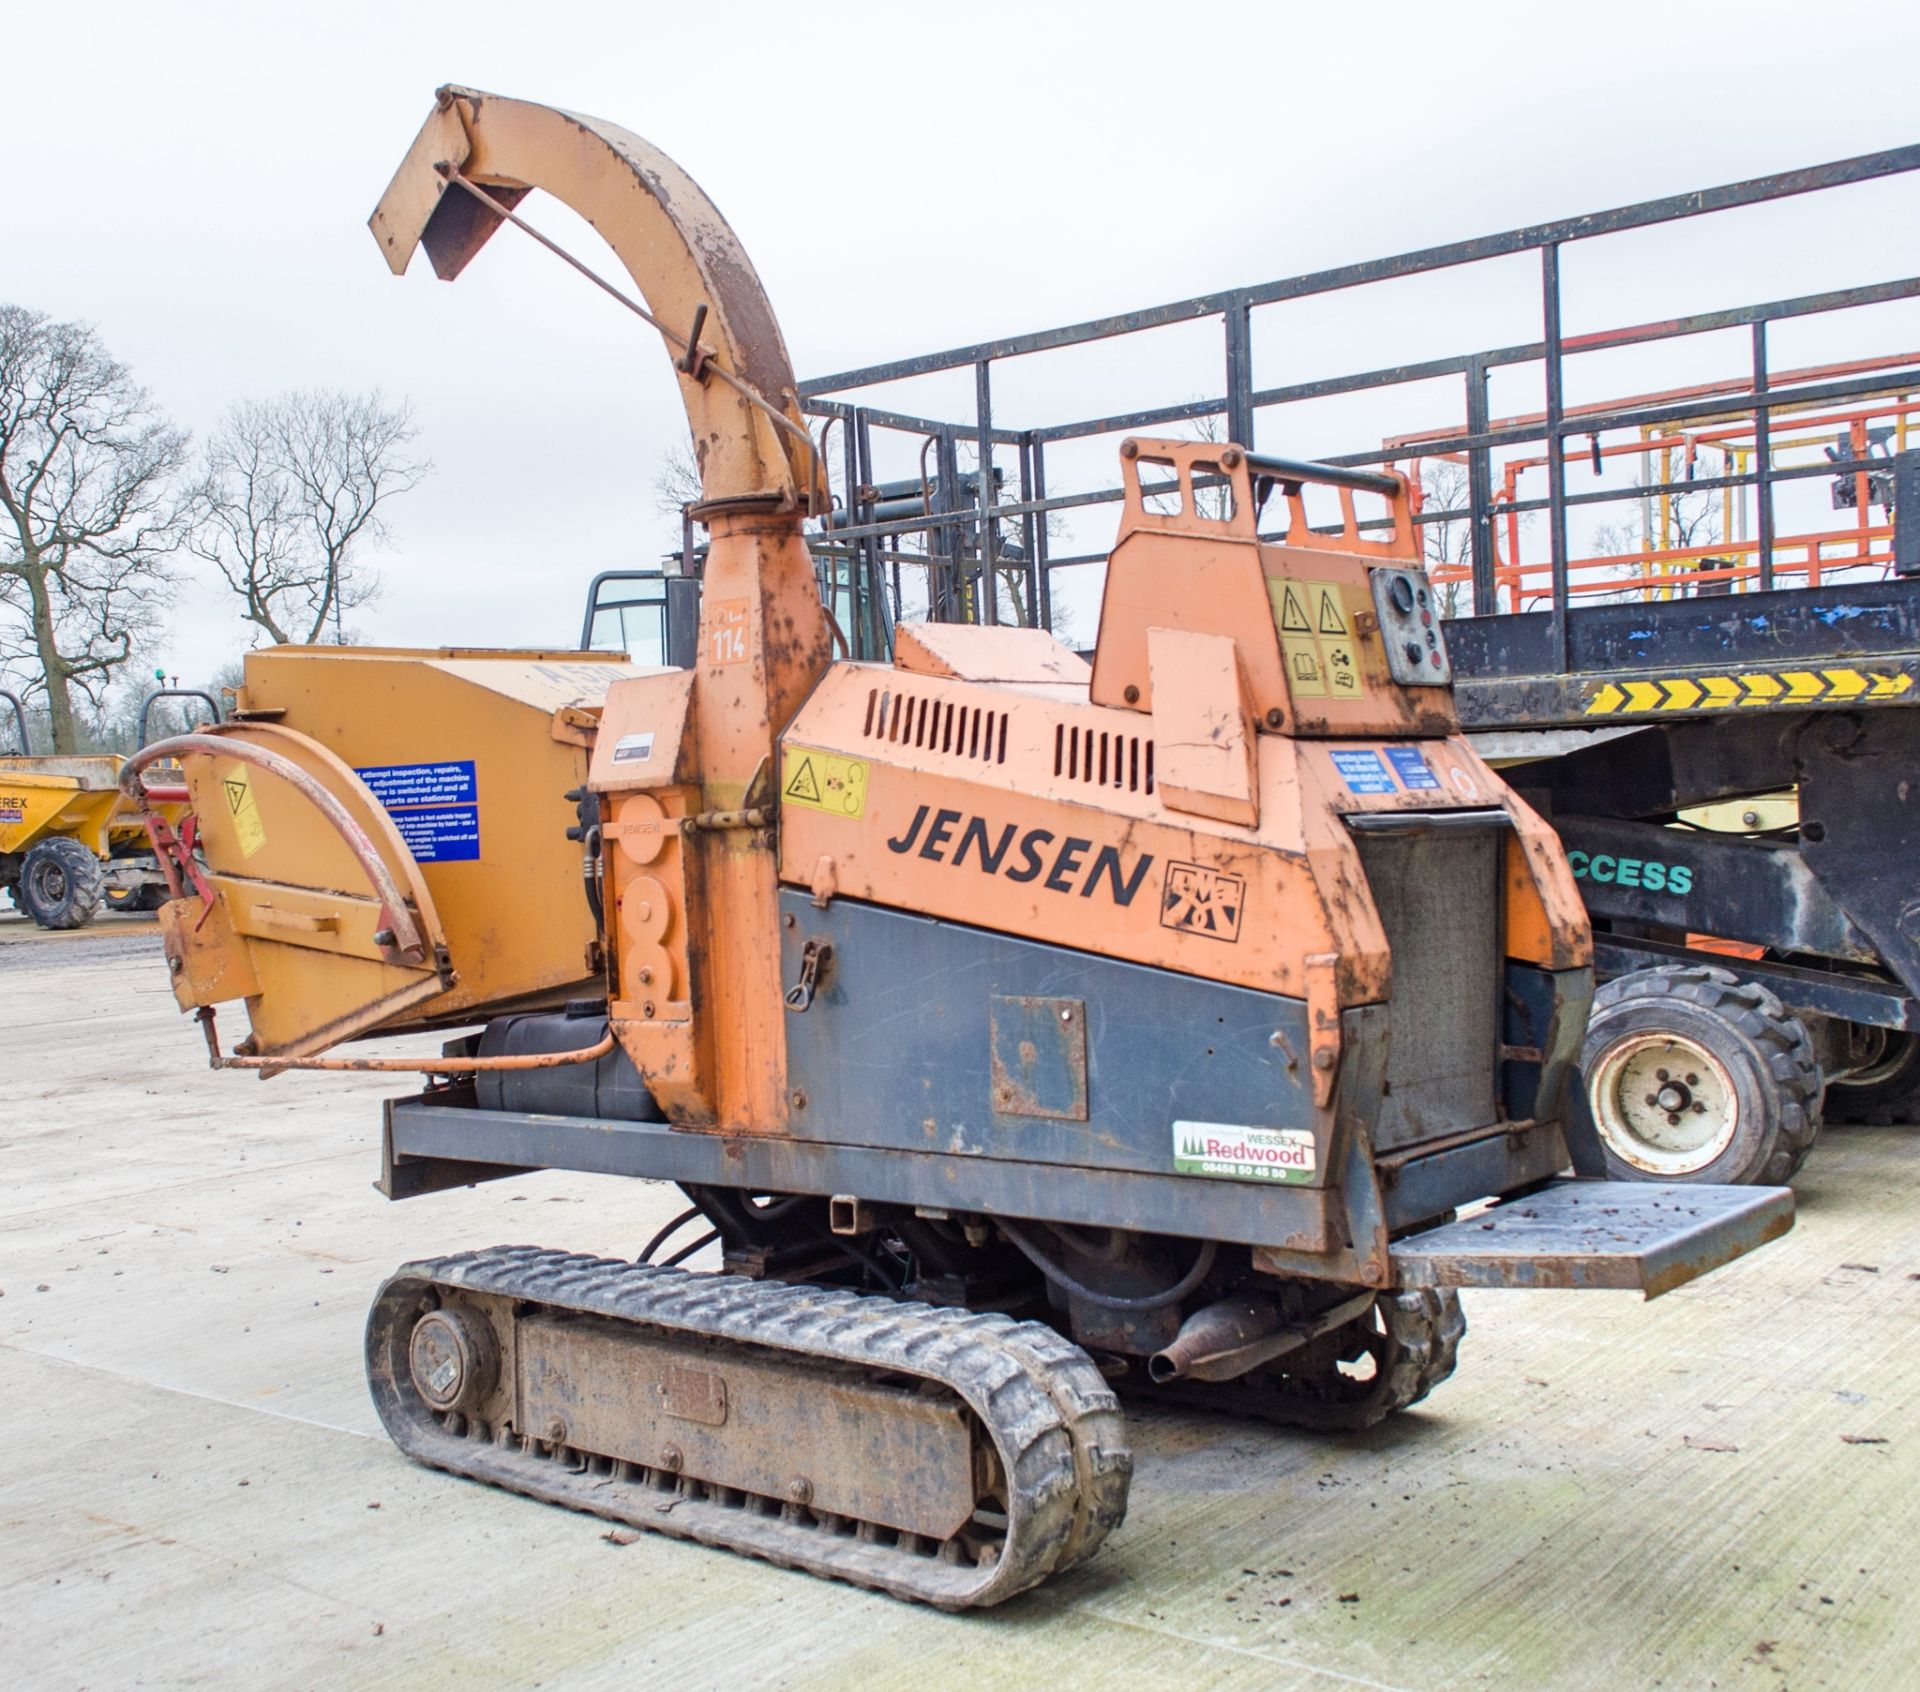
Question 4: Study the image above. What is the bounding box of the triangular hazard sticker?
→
[223,778,249,813]
[784,757,822,804]
[1279,585,1312,634]
[1317,587,1347,634]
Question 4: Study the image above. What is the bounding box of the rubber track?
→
[366,1247,1131,1609]
[1357,1288,1467,1428]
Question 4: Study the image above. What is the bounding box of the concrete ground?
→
[3,911,1916,1691]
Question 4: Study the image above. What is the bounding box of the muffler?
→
[1148,1290,1377,1383]
[1149,1297,1287,1383]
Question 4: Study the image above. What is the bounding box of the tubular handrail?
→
[122,732,426,963]
[779,141,1920,661]
[0,688,28,755]
[138,688,223,748]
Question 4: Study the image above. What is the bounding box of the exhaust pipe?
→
[1148,1289,1379,1384]
[1149,1297,1286,1383]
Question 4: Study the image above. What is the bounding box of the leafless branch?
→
[188,388,429,645]
[0,303,188,750]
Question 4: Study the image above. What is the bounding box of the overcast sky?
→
[9,0,1920,691]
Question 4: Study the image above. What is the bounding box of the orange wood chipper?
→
[123,87,1794,1608]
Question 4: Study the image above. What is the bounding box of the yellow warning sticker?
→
[1275,581,1314,637]
[782,746,868,819]
[1280,635,1328,698]
[1312,581,1351,637]
[222,765,267,859]
[1269,577,1362,699]
[1322,631,1362,699]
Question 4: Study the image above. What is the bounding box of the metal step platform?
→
[1390,1179,1793,1297]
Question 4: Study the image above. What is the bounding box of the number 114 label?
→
[706,599,750,666]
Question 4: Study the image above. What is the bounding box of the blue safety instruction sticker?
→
[1328,750,1397,795]
[355,760,477,808]
[384,804,481,864]
[354,759,480,863]
[1383,747,1441,790]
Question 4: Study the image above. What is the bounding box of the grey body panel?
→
[383,1101,1787,1294]
[1378,1121,1570,1234]
[383,1098,1339,1250]
[385,891,1594,1269]
[778,892,1320,1180]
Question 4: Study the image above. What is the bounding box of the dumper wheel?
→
[18,837,106,930]
[1825,1029,1920,1127]
[1581,965,1821,1185]
[1138,1288,1465,1432]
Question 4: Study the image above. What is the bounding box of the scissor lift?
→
[742,142,1920,1183]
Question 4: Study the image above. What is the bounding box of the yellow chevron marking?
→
[1583,667,1912,717]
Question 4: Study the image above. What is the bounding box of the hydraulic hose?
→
[998,1219,1217,1312]
[639,1206,703,1264]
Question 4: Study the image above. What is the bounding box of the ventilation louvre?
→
[863,688,1008,765]
[1053,721,1154,794]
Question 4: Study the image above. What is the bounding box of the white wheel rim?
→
[1589,1031,1741,1176]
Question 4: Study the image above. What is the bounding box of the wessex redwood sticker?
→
[1173,1121,1316,1184]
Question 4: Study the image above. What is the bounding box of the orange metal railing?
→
[1386,354,1917,613]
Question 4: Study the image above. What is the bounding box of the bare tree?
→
[1160,410,1233,521]
[0,305,189,751]
[189,389,428,645]
[653,437,704,521]
[1418,459,1473,617]
[1592,466,1725,598]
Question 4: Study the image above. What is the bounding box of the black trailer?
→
[596,142,1920,1185]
